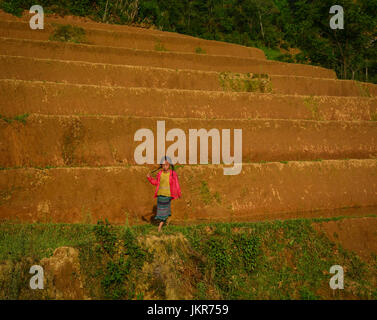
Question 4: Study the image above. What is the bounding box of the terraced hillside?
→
[0,10,376,225]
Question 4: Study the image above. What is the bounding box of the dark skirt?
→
[155,195,172,222]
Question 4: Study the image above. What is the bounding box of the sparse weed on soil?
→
[303,96,322,120]
[355,81,371,98]
[195,47,206,54]
[0,113,29,124]
[219,72,272,93]
[199,181,221,205]
[49,24,88,44]
[154,41,167,52]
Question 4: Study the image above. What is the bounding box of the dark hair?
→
[160,155,175,171]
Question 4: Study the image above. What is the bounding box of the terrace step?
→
[1,114,376,167]
[0,160,376,223]
[0,19,266,59]
[1,9,375,226]
[1,56,374,97]
[0,37,336,79]
[0,10,257,47]
[1,80,376,121]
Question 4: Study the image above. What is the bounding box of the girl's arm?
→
[147,174,159,186]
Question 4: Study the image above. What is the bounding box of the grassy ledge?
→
[0,217,376,300]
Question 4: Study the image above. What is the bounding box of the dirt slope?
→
[0,9,376,224]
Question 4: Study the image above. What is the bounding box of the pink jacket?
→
[147,170,182,200]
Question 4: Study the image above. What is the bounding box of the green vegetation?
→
[0,223,94,262]
[0,0,23,16]
[199,181,221,205]
[195,46,206,54]
[154,41,167,52]
[49,24,87,44]
[61,119,84,165]
[0,113,29,124]
[219,72,272,93]
[80,219,152,299]
[303,96,322,120]
[199,181,212,205]
[193,229,261,298]
[259,46,283,61]
[1,0,376,83]
[1,217,376,299]
[355,81,371,98]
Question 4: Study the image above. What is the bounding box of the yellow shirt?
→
[157,171,171,197]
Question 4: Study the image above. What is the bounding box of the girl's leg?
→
[158,221,164,232]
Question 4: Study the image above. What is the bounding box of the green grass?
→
[259,46,283,61]
[0,223,94,261]
[1,217,376,299]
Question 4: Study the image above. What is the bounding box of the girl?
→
[147,156,181,232]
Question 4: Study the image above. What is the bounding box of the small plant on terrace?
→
[49,24,88,44]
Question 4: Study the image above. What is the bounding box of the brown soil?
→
[1,56,376,97]
[313,217,377,261]
[0,9,376,228]
[1,79,376,121]
[40,246,87,299]
[0,161,376,224]
[1,114,376,167]
[0,37,336,78]
[0,19,266,60]
[271,75,377,97]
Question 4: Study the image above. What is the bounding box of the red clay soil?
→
[0,160,376,224]
[1,79,376,121]
[1,114,376,167]
[0,19,266,60]
[270,75,377,97]
[0,37,336,79]
[1,56,376,97]
[313,217,377,261]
